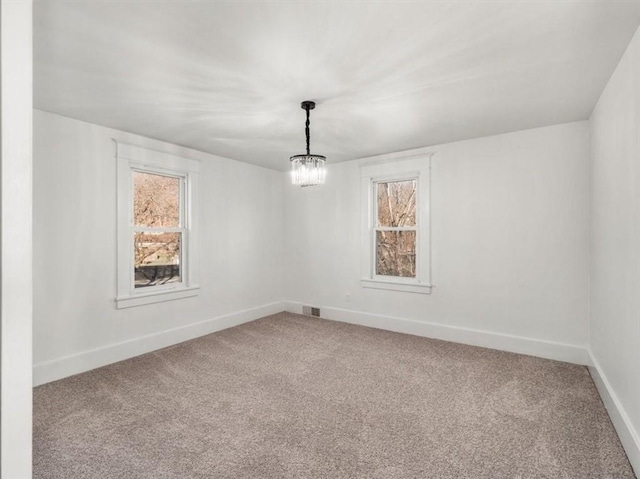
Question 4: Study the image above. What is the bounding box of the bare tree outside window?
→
[375,179,417,277]
[133,171,182,288]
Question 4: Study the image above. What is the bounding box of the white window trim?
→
[115,142,200,309]
[360,155,432,294]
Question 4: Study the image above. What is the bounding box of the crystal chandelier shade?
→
[290,154,326,187]
[290,101,326,187]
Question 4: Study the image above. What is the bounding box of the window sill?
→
[115,285,200,309]
[361,278,432,294]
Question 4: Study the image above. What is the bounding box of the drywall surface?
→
[284,122,590,350]
[34,2,640,171]
[589,25,640,470]
[2,1,33,476]
[33,110,284,378]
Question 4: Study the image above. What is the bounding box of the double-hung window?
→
[361,156,432,294]
[374,178,418,278]
[132,170,184,289]
[116,143,200,308]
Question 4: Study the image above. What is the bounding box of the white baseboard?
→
[33,301,285,387]
[283,301,589,365]
[588,350,640,475]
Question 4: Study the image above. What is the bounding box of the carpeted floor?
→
[34,312,635,478]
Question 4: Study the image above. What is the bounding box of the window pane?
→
[377,180,416,227]
[133,171,180,228]
[134,231,181,288]
[376,230,416,277]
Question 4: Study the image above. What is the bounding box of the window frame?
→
[115,142,200,309]
[360,156,432,294]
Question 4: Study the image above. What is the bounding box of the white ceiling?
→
[34,1,640,171]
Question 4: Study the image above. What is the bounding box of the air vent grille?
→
[302,305,321,317]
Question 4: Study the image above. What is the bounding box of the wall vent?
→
[302,305,321,317]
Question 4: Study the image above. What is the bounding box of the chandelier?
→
[290,100,326,187]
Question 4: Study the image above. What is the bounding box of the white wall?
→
[2,1,33,476]
[589,25,640,472]
[33,117,592,372]
[33,110,284,384]
[284,122,590,362]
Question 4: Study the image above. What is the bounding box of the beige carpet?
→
[34,312,635,478]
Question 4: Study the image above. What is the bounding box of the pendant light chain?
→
[305,106,311,156]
